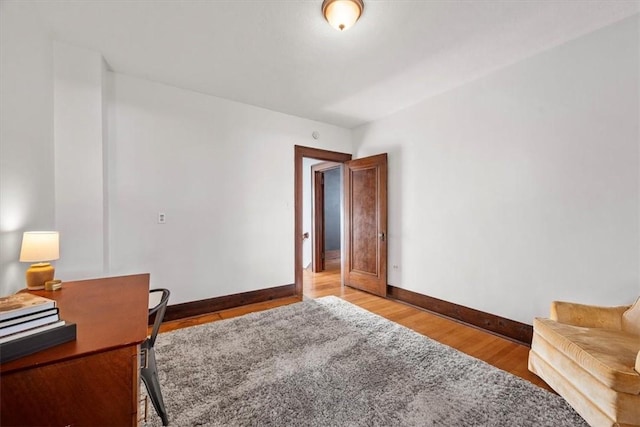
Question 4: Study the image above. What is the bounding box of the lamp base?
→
[25,263,55,291]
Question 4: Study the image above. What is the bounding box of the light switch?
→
[158,213,166,224]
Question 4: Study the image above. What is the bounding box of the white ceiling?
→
[33,0,639,128]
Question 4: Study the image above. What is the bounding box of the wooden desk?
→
[1,274,149,426]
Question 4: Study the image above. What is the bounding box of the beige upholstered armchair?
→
[528,298,640,427]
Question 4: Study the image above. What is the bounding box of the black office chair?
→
[142,288,170,426]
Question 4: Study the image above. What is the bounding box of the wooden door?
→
[344,153,387,296]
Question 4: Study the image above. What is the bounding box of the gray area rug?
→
[143,296,587,426]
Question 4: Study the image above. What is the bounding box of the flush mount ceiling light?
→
[322,0,364,32]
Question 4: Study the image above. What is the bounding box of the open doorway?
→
[294,146,352,298]
[301,159,343,299]
[311,162,341,273]
[294,145,388,299]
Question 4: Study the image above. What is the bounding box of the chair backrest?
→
[148,288,170,346]
[622,297,640,336]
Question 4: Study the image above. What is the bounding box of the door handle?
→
[379,232,385,242]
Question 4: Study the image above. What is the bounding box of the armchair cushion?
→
[550,301,628,330]
[534,317,640,394]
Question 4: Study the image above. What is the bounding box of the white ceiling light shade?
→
[322,0,364,32]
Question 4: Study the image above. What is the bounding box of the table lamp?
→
[19,231,60,290]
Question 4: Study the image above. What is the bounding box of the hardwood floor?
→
[159,262,551,392]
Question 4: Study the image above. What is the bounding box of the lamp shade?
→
[322,0,364,31]
[19,231,60,262]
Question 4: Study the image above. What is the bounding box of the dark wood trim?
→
[294,146,352,298]
[387,285,533,346]
[313,169,325,272]
[161,284,296,322]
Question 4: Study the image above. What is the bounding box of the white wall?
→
[53,42,107,279]
[0,2,55,296]
[107,73,351,304]
[353,15,640,324]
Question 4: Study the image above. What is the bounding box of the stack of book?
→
[0,293,76,364]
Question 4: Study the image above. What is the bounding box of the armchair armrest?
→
[550,301,630,330]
